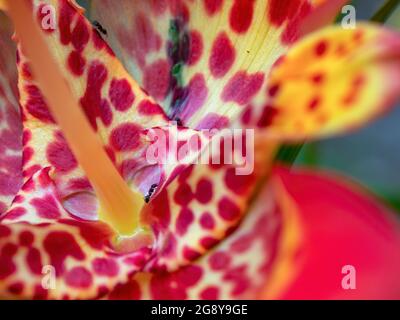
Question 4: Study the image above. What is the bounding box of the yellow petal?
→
[256,24,400,140]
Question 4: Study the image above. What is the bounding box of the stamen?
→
[5,0,145,236]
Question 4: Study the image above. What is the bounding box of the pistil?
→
[5,0,145,236]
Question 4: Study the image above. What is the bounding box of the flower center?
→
[5,0,145,236]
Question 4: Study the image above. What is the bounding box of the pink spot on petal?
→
[0,243,17,280]
[80,61,108,130]
[268,0,301,26]
[221,71,264,105]
[174,183,194,206]
[0,226,11,238]
[209,32,235,78]
[195,178,213,204]
[30,195,61,219]
[143,59,170,101]
[200,236,218,249]
[209,251,231,271]
[109,280,141,299]
[218,197,241,221]
[110,123,142,152]
[199,212,215,230]
[25,85,55,123]
[71,17,90,52]
[99,99,113,126]
[67,50,86,76]
[65,267,93,288]
[92,258,119,277]
[183,247,201,261]
[200,286,219,299]
[229,0,255,33]
[27,247,43,275]
[176,265,203,287]
[257,105,279,127]
[137,100,163,116]
[224,167,254,195]
[44,231,84,274]
[58,1,75,45]
[8,282,24,295]
[188,30,203,66]
[46,137,77,173]
[19,231,34,246]
[176,208,194,236]
[204,0,223,15]
[4,207,26,220]
[109,79,135,112]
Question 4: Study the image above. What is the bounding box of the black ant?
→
[144,184,158,203]
[92,20,107,36]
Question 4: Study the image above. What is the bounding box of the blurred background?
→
[295,0,400,211]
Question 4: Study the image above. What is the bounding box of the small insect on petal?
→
[144,184,158,203]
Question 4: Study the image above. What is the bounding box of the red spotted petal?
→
[0,165,154,299]
[0,218,151,299]
[142,130,278,272]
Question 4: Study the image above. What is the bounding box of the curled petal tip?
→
[67,0,85,14]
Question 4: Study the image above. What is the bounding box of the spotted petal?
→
[142,131,278,272]
[108,182,282,299]
[90,0,343,129]
[253,24,400,140]
[0,217,150,299]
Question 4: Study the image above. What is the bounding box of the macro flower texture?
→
[0,0,399,300]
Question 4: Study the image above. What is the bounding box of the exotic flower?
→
[0,0,399,299]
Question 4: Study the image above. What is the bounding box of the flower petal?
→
[0,220,153,299]
[108,182,283,299]
[142,130,278,272]
[0,12,22,214]
[260,166,400,299]
[254,24,400,140]
[90,0,338,128]
[0,184,152,299]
